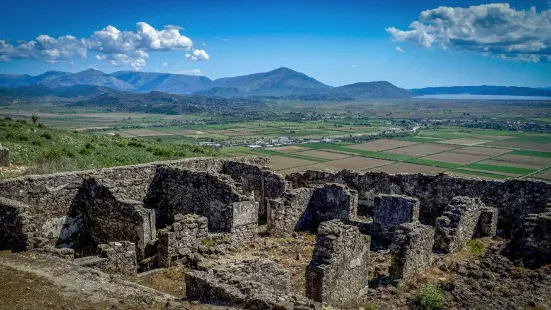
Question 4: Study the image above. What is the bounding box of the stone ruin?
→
[0,143,9,167]
[1,158,551,309]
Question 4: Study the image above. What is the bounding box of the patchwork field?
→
[222,128,551,182]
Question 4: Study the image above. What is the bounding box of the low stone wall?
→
[285,170,551,236]
[434,196,484,253]
[229,201,259,243]
[0,145,10,167]
[157,214,208,267]
[97,241,138,276]
[185,258,317,309]
[390,222,435,280]
[475,207,498,238]
[306,220,370,306]
[267,188,315,236]
[0,197,31,250]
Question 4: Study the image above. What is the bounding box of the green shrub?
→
[41,132,53,140]
[413,284,445,310]
[466,239,486,256]
[37,123,46,128]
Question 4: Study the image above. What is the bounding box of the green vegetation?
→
[449,169,509,180]
[0,118,217,179]
[466,239,486,256]
[463,163,535,175]
[248,148,327,163]
[510,150,551,158]
[413,284,446,310]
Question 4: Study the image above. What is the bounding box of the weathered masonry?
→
[2,158,551,309]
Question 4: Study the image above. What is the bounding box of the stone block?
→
[390,222,435,279]
[306,220,370,306]
[373,194,420,231]
[97,241,137,276]
[434,196,484,253]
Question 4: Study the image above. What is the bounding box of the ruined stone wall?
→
[185,258,317,309]
[145,166,250,232]
[434,196,484,253]
[82,178,156,260]
[267,188,315,236]
[511,208,551,267]
[390,222,435,280]
[157,213,208,267]
[0,157,267,250]
[229,201,259,243]
[0,197,31,250]
[306,220,370,306]
[286,170,551,236]
[296,184,358,233]
[221,160,287,221]
[0,144,10,167]
[97,241,138,276]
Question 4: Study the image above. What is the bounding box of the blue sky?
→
[0,0,550,88]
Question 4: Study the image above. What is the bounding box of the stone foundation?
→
[390,222,435,280]
[97,241,138,276]
[306,220,370,306]
[434,196,484,253]
[157,214,208,267]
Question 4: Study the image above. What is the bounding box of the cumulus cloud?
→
[161,61,168,67]
[185,49,209,61]
[386,3,551,62]
[396,46,404,53]
[0,22,208,69]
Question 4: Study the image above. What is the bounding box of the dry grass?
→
[269,146,310,153]
[304,156,393,171]
[294,150,352,160]
[421,152,489,164]
[486,140,541,149]
[122,129,174,137]
[133,268,187,298]
[268,155,316,170]
[453,146,511,157]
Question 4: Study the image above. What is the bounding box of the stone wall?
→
[0,144,10,167]
[511,207,551,267]
[221,160,287,221]
[0,157,268,249]
[475,207,498,238]
[97,241,138,276]
[82,178,156,260]
[267,188,315,236]
[434,196,484,253]
[0,197,31,250]
[229,201,259,243]
[389,222,435,280]
[296,184,358,233]
[285,170,551,236]
[185,258,317,309]
[306,220,370,306]
[145,166,251,232]
[157,213,208,267]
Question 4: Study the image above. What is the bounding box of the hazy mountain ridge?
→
[411,86,551,97]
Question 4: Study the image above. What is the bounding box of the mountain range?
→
[0,67,411,99]
[0,67,549,100]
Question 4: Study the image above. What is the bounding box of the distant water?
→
[414,94,551,100]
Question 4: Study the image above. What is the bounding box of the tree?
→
[31,114,39,125]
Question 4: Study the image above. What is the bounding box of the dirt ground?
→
[348,139,418,152]
[267,155,316,170]
[371,162,447,174]
[437,138,491,146]
[421,151,489,164]
[452,146,511,157]
[269,146,310,153]
[295,150,353,160]
[386,143,458,157]
[303,156,393,171]
[486,140,541,149]
[122,129,173,137]
[529,143,551,152]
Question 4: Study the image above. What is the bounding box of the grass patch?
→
[463,163,535,175]
[510,150,551,158]
[466,239,486,256]
[413,284,446,310]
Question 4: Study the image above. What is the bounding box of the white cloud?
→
[386,3,551,62]
[351,64,357,68]
[178,69,203,76]
[164,25,184,31]
[161,61,168,67]
[396,46,404,53]
[0,22,208,69]
[185,49,209,61]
